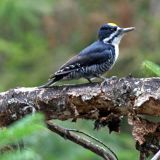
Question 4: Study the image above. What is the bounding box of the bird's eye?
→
[110,28,116,32]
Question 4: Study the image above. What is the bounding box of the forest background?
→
[0,0,160,159]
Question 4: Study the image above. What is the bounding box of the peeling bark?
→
[0,77,160,127]
[1,77,160,159]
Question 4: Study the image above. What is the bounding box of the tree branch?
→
[47,121,116,160]
[0,77,160,159]
[0,77,160,126]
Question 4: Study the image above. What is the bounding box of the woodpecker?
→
[40,23,135,88]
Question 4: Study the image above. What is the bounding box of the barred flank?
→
[66,61,113,79]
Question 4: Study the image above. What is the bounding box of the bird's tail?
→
[38,79,56,88]
[38,75,63,88]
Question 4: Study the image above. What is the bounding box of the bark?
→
[1,77,160,159]
[0,77,160,127]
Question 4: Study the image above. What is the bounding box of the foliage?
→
[0,0,52,38]
[0,113,45,160]
[0,116,138,160]
[0,149,40,160]
[142,60,160,76]
[0,0,160,159]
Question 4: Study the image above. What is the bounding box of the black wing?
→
[50,41,114,79]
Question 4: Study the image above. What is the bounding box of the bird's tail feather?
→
[38,78,56,88]
[38,74,64,88]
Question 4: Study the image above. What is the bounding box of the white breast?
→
[103,33,123,63]
[111,35,123,62]
[113,44,119,61]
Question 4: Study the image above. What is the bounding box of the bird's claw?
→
[100,77,108,92]
[126,73,133,79]
[110,76,118,81]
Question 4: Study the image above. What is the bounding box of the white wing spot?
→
[65,67,70,70]
[70,65,75,68]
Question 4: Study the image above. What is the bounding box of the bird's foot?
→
[126,73,133,79]
[110,76,118,81]
[99,76,108,91]
[95,74,107,81]
[100,76,119,92]
[86,78,93,84]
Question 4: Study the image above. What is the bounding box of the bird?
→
[40,23,135,88]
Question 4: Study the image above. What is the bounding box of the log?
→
[0,77,160,127]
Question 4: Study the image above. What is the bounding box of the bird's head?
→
[98,23,135,45]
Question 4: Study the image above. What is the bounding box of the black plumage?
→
[40,23,134,88]
[40,41,115,88]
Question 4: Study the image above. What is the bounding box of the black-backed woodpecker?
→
[40,23,135,88]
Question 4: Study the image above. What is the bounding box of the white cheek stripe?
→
[103,32,117,44]
[103,27,121,44]
[103,27,122,63]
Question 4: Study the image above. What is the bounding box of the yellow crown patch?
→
[108,23,117,26]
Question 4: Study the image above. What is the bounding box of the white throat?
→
[103,35,124,61]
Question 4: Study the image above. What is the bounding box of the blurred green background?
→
[0,0,160,159]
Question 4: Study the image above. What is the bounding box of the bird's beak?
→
[121,27,135,33]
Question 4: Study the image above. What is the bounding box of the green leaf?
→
[0,113,45,148]
[142,60,160,76]
[0,149,41,160]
